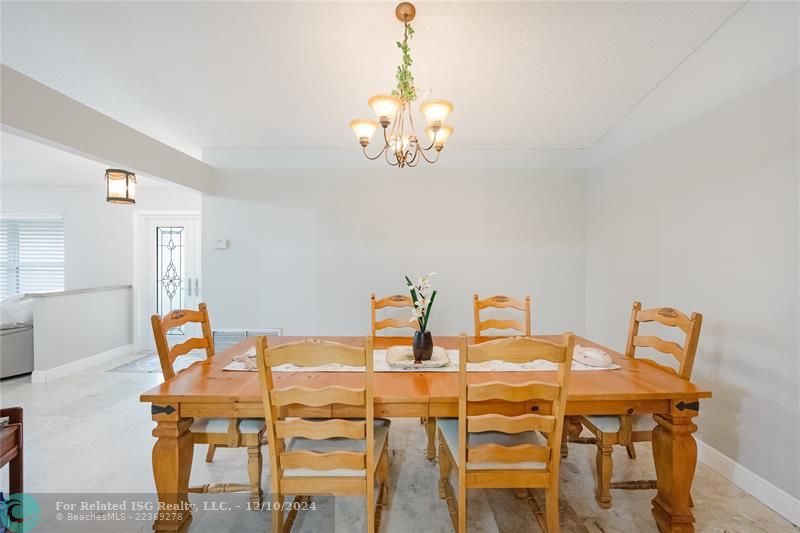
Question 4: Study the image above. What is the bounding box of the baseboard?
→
[697,439,799,526]
[31,344,133,383]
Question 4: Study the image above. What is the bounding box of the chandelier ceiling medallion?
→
[349,2,454,168]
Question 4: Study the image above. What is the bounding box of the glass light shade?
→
[349,119,378,144]
[368,94,402,123]
[425,124,453,148]
[105,169,136,204]
[389,134,412,155]
[420,99,454,125]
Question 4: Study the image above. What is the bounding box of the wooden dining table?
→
[140,335,711,533]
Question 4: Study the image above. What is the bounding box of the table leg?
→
[651,409,698,533]
[426,417,437,460]
[152,416,194,533]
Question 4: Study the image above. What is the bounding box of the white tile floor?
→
[0,352,796,532]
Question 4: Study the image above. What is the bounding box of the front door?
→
[138,215,201,351]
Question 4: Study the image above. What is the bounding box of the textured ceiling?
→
[1,1,743,159]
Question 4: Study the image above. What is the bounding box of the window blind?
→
[0,216,65,298]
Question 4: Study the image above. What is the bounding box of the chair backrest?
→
[256,337,375,492]
[458,334,574,475]
[624,301,703,380]
[150,302,215,380]
[371,293,419,336]
[473,294,531,336]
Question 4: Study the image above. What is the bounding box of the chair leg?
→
[205,444,217,463]
[545,487,560,533]
[595,444,613,509]
[247,446,263,508]
[437,433,450,499]
[271,494,284,533]
[457,485,466,533]
[625,442,637,459]
[426,417,437,460]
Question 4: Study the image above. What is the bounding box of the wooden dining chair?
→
[573,301,703,508]
[371,292,437,460]
[437,334,574,532]
[371,293,418,336]
[151,303,265,506]
[256,336,391,533]
[473,294,531,337]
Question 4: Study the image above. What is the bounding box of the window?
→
[0,215,65,298]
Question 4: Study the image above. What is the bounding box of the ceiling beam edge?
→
[0,64,212,193]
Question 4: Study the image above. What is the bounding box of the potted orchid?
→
[405,273,437,362]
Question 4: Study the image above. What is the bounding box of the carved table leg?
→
[152,414,194,533]
[426,417,437,460]
[651,408,698,533]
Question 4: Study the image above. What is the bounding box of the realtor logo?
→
[0,493,40,532]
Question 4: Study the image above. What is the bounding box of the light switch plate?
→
[214,239,229,249]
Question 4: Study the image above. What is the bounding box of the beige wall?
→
[203,167,587,336]
[585,3,799,498]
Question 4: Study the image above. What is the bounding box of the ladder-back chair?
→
[256,336,391,532]
[151,303,265,506]
[437,334,574,532]
[473,294,531,337]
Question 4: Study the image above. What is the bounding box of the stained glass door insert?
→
[156,226,185,334]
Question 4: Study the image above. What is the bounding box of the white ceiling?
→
[1,1,743,160]
[1,132,165,187]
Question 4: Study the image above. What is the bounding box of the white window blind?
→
[0,215,65,298]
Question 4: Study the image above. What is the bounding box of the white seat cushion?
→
[436,418,547,471]
[583,414,655,434]
[191,418,265,434]
[283,419,390,478]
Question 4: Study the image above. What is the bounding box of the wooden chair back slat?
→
[279,450,365,471]
[625,301,703,380]
[371,293,418,336]
[271,386,366,407]
[256,336,376,492]
[275,419,366,440]
[458,334,574,472]
[467,381,560,402]
[467,336,566,364]
[467,413,556,434]
[151,303,215,380]
[633,335,684,360]
[636,306,693,333]
[473,294,531,336]
[159,309,206,331]
[467,443,551,465]
[169,337,209,359]
[266,338,366,367]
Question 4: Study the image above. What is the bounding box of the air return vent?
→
[212,329,282,352]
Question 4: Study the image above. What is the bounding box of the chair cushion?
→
[583,414,655,434]
[436,418,547,471]
[191,418,265,434]
[283,419,390,478]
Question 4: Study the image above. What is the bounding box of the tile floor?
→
[0,352,796,532]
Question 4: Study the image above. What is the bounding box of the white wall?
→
[585,2,799,500]
[31,286,132,376]
[203,168,587,336]
[0,185,202,289]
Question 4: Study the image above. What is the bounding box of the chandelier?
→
[349,2,454,168]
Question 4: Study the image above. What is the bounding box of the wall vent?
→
[212,328,282,352]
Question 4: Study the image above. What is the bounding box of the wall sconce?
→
[105,169,136,204]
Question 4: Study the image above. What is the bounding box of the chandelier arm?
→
[384,144,399,166]
[421,128,438,151]
[418,146,441,164]
[407,143,421,166]
[363,144,388,161]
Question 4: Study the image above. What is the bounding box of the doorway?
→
[134,212,201,352]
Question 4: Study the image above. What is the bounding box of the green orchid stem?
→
[405,275,425,330]
[422,290,437,331]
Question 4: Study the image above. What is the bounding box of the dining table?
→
[140,335,711,533]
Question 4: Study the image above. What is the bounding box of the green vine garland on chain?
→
[392,22,417,102]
